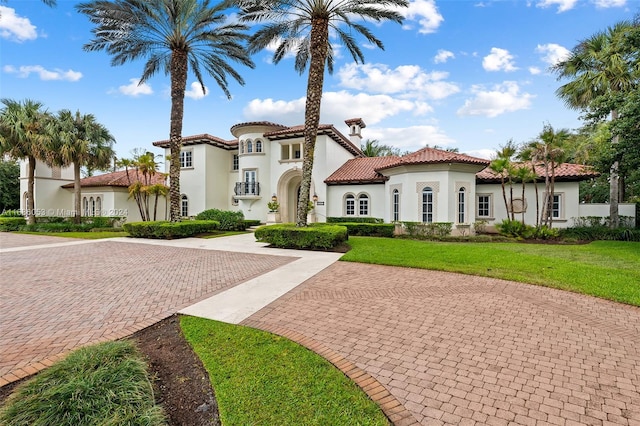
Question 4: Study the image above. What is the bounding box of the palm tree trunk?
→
[609,109,620,229]
[500,177,509,221]
[521,181,526,224]
[153,193,159,221]
[168,50,188,222]
[549,161,556,228]
[531,163,539,228]
[297,18,329,227]
[74,161,82,224]
[26,156,36,225]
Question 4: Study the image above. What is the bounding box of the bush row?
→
[559,226,640,242]
[0,217,26,231]
[327,217,384,224]
[400,222,453,238]
[496,219,559,240]
[123,220,219,239]
[254,224,348,250]
[337,222,395,237]
[195,209,246,231]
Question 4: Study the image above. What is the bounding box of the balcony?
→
[234,182,260,198]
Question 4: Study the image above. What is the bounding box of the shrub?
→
[337,222,394,237]
[327,217,384,224]
[254,224,348,250]
[0,217,26,231]
[195,209,246,231]
[21,222,93,232]
[244,219,261,227]
[559,226,640,242]
[123,220,219,239]
[401,222,453,238]
[0,341,165,426]
[0,210,23,218]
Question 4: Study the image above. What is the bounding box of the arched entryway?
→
[276,168,315,223]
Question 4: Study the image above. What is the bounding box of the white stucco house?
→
[20,117,635,231]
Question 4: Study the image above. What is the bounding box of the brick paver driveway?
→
[0,236,295,385]
[245,262,640,426]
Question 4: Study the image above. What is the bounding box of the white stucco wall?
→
[19,160,74,216]
[326,184,386,220]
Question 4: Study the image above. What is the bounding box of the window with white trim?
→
[280,143,302,160]
[181,194,188,217]
[392,189,400,222]
[552,194,562,218]
[458,187,466,223]
[247,140,253,153]
[96,197,102,216]
[477,194,491,218]
[358,194,369,216]
[180,150,192,168]
[422,187,433,223]
[256,140,263,153]
[232,154,239,171]
[345,194,355,216]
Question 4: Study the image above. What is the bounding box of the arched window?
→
[246,140,253,153]
[255,140,262,153]
[358,194,369,216]
[239,141,244,154]
[96,197,102,216]
[181,194,188,217]
[458,187,466,223]
[422,187,433,223]
[345,194,355,216]
[89,197,95,217]
[83,197,89,216]
[392,189,400,222]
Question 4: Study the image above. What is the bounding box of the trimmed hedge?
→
[0,217,26,231]
[327,217,384,224]
[244,219,261,227]
[559,226,640,242]
[21,222,94,233]
[123,220,219,239]
[195,209,246,231]
[401,222,453,238]
[254,224,348,250]
[337,222,395,237]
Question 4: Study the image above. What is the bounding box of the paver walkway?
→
[244,262,640,426]
[0,236,296,385]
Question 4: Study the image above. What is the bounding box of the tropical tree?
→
[553,20,638,228]
[0,159,20,211]
[513,165,537,225]
[489,140,517,220]
[237,0,408,226]
[118,150,168,221]
[77,0,255,222]
[47,109,116,223]
[0,99,51,225]
[361,139,401,157]
[518,142,543,227]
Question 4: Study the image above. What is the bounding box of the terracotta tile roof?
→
[61,169,167,188]
[377,147,490,171]
[264,124,363,157]
[476,162,600,182]
[229,121,288,135]
[152,134,237,150]
[325,156,398,184]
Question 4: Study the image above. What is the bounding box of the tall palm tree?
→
[361,139,401,157]
[0,99,50,225]
[489,140,517,220]
[553,21,637,228]
[47,109,115,223]
[534,124,570,228]
[237,0,407,226]
[77,0,255,222]
[518,142,542,228]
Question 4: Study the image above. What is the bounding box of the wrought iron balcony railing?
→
[234,182,260,196]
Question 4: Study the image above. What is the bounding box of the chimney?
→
[345,118,366,147]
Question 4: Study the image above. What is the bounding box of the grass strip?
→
[16,231,129,239]
[180,316,389,426]
[341,238,640,306]
[0,341,165,426]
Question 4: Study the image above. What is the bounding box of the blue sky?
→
[0,0,636,161]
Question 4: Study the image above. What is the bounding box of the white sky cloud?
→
[0,6,37,42]
[465,148,495,160]
[185,82,208,100]
[529,66,542,75]
[337,63,460,100]
[434,49,455,64]
[536,43,570,66]
[457,81,534,118]
[400,0,444,34]
[482,48,518,72]
[535,0,578,12]
[117,78,153,97]
[3,64,82,81]
[593,0,625,7]
[243,91,427,126]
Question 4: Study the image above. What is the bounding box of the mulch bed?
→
[0,314,221,426]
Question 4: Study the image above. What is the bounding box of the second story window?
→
[280,143,302,161]
[256,140,263,153]
[180,150,192,168]
[247,140,253,153]
[232,154,239,171]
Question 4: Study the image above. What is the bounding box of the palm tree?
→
[237,0,407,226]
[518,142,543,228]
[489,140,517,220]
[514,165,537,225]
[47,110,115,223]
[553,21,637,228]
[361,139,401,157]
[0,99,50,225]
[77,0,255,222]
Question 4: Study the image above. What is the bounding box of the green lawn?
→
[16,231,129,239]
[341,237,640,306]
[181,316,389,426]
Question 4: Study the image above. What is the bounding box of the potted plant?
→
[306,200,316,223]
[266,200,281,223]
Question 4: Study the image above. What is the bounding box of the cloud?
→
[457,81,534,118]
[465,148,495,160]
[243,91,427,126]
[337,63,460,100]
[434,49,455,64]
[366,125,456,152]
[3,64,82,81]
[117,78,153,97]
[535,0,578,12]
[482,48,518,72]
[0,6,37,42]
[536,43,570,66]
[400,0,444,34]
[185,82,208,100]
[529,66,542,75]
[593,0,625,8]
